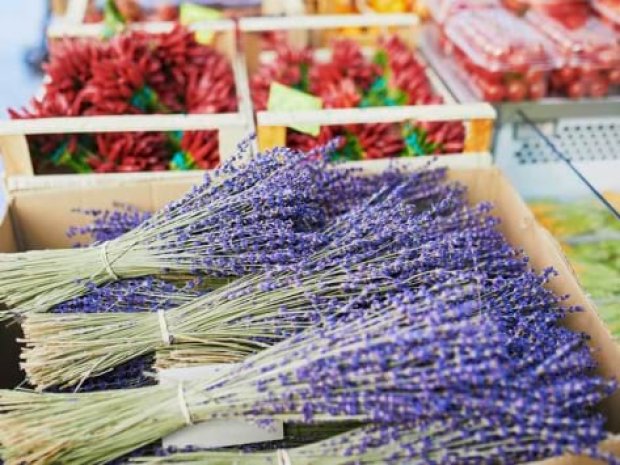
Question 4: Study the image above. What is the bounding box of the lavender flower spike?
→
[0,141,375,318]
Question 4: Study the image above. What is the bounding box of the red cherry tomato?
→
[477,68,504,85]
[525,69,545,85]
[567,81,585,99]
[506,80,528,102]
[590,77,610,98]
[561,13,589,30]
[528,80,547,100]
[608,69,620,85]
[506,51,529,73]
[596,49,619,67]
[558,67,579,83]
[580,64,600,82]
[479,82,506,102]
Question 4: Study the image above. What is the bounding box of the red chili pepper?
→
[181,131,220,170]
[349,123,405,160]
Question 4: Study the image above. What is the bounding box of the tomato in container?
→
[425,0,499,24]
[442,8,560,102]
[591,0,620,30]
[503,0,591,28]
[526,10,620,98]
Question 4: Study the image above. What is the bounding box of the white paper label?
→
[159,365,284,449]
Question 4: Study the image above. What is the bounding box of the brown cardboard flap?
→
[0,201,18,253]
[0,201,23,389]
[10,179,198,250]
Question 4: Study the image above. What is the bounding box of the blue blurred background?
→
[0,2,46,209]
[0,2,46,117]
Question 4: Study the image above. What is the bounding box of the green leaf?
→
[102,0,126,38]
[373,50,389,70]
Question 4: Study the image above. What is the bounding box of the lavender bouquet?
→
[0,139,388,318]
[47,277,210,393]
[0,290,521,464]
[20,175,493,389]
[0,281,614,465]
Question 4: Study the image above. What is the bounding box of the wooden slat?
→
[239,14,418,31]
[0,135,34,176]
[0,114,247,136]
[258,103,496,127]
[47,18,235,38]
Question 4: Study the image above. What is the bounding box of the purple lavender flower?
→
[67,203,152,246]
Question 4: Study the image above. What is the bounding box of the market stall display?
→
[81,0,261,24]
[8,25,238,173]
[502,0,591,26]
[241,14,496,158]
[314,0,419,14]
[250,35,466,159]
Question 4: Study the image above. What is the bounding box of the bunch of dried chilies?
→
[251,36,465,159]
[10,25,237,173]
[0,141,617,465]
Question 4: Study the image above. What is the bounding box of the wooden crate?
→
[0,19,255,184]
[238,14,496,156]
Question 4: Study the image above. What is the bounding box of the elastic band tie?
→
[100,243,119,280]
[276,450,292,465]
[177,382,194,426]
[158,310,172,346]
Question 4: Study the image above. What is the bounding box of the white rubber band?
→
[177,382,194,426]
[158,310,172,346]
[100,243,119,280]
[276,450,292,465]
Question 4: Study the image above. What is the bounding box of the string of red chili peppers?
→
[9,26,236,174]
[250,36,466,161]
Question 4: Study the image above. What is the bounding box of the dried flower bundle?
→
[0,148,616,464]
[0,278,614,465]
[19,170,468,389]
[0,140,384,318]
[0,291,523,463]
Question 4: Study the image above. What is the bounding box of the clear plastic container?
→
[592,0,620,29]
[442,8,560,101]
[502,0,591,28]
[527,11,620,98]
[425,0,498,24]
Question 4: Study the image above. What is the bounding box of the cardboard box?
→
[0,19,254,180]
[0,163,619,463]
[238,14,497,154]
